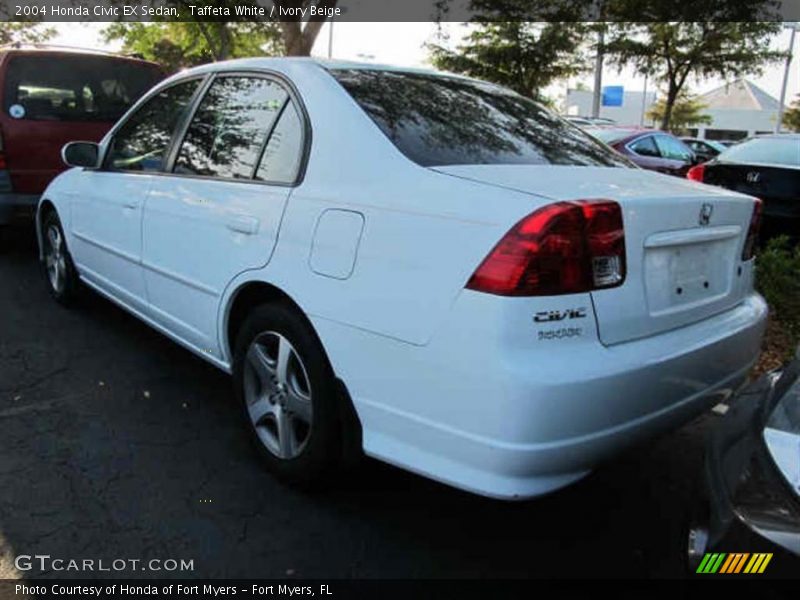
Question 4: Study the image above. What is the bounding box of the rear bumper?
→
[0,192,39,224]
[347,293,768,500]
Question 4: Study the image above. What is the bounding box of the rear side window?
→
[629,136,659,157]
[330,69,631,168]
[106,79,201,172]
[255,101,304,183]
[718,137,800,167]
[3,54,162,122]
[654,135,693,161]
[174,76,289,180]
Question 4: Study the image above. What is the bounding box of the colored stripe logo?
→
[696,553,773,574]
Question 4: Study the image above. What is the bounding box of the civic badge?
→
[699,203,713,226]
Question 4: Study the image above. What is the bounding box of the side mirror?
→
[62,141,100,169]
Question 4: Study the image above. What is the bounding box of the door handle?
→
[226,214,260,235]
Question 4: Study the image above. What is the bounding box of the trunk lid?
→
[704,162,800,219]
[433,165,758,345]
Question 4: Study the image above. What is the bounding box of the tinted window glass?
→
[718,137,800,167]
[4,55,162,122]
[629,136,659,157]
[255,101,304,183]
[331,69,631,168]
[175,77,288,179]
[655,135,692,161]
[107,79,200,172]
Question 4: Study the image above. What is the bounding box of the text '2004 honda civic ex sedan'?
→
[38,58,767,499]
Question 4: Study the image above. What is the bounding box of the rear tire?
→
[41,211,80,306]
[233,303,344,487]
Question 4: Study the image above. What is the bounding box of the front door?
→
[70,78,203,311]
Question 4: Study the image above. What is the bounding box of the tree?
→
[103,21,283,72]
[0,22,55,45]
[646,92,712,132]
[104,0,337,71]
[605,3,784,130]
[427,1,589,101]
[783,95,800,133]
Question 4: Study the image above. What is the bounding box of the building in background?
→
[566,79,784,142]
[566,88,657,126]
[693,79,782,141]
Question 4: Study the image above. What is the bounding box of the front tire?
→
[233,303,343,487]
[41,211,80,306]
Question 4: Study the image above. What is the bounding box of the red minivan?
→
[0,45,164,228]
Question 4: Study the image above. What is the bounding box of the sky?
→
[51,21,800,110]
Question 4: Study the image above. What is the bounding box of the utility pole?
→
[776,23,799,133]
[327,15,335,59]
[640,71,648,126]
[592,25,605,118]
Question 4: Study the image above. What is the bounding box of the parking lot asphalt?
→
[0,223,733,579]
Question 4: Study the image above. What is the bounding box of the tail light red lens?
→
[686,164,705,182]
[466,200,626,296]
[741,198,763,261]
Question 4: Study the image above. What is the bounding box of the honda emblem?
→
[699,203,713,226]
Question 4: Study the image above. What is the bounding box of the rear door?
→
[142,74,306,357]
[0,52,163,195]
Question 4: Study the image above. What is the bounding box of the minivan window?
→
[106,79,201,172]
[255,101,304,183]
[330,69,632,168]
[174,76,289,180]
[718,137,800,167]
[3,54,162,122]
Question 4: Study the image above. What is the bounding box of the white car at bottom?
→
[38,58,767,499]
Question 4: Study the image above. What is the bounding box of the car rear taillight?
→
[466,200,626,296]
[741,198,763,261]
[686,163,705,182]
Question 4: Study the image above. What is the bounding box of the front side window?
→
[106,79,201,172]
[4,54,162,122]
[629,136,660,157]
[655,135,693,161]
[330,69,632,168]
[174,76,289,179]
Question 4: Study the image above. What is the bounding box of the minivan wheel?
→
[233,303,343,487]
[42,212,80,305]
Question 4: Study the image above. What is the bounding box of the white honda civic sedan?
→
[38,58,767,499]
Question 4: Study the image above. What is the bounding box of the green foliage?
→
[0,22,55,46]
[646,92,712,132]
[428,1,589,101]
[103,0,337,71]
[604,6,783,130]
[756,236,800,340]
[783,94,800,133]
[103,21,283,72]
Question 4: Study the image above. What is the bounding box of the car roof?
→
[172,56,494,88]
[0,43,161,67]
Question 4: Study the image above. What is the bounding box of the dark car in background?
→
[0,45,164,232]
[586,127,698,176]
[687,134,799,240]
[681,137,728,163]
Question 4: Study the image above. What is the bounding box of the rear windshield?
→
[330,69,632,168]
[718,137,800,167]
[3,54,163,122]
